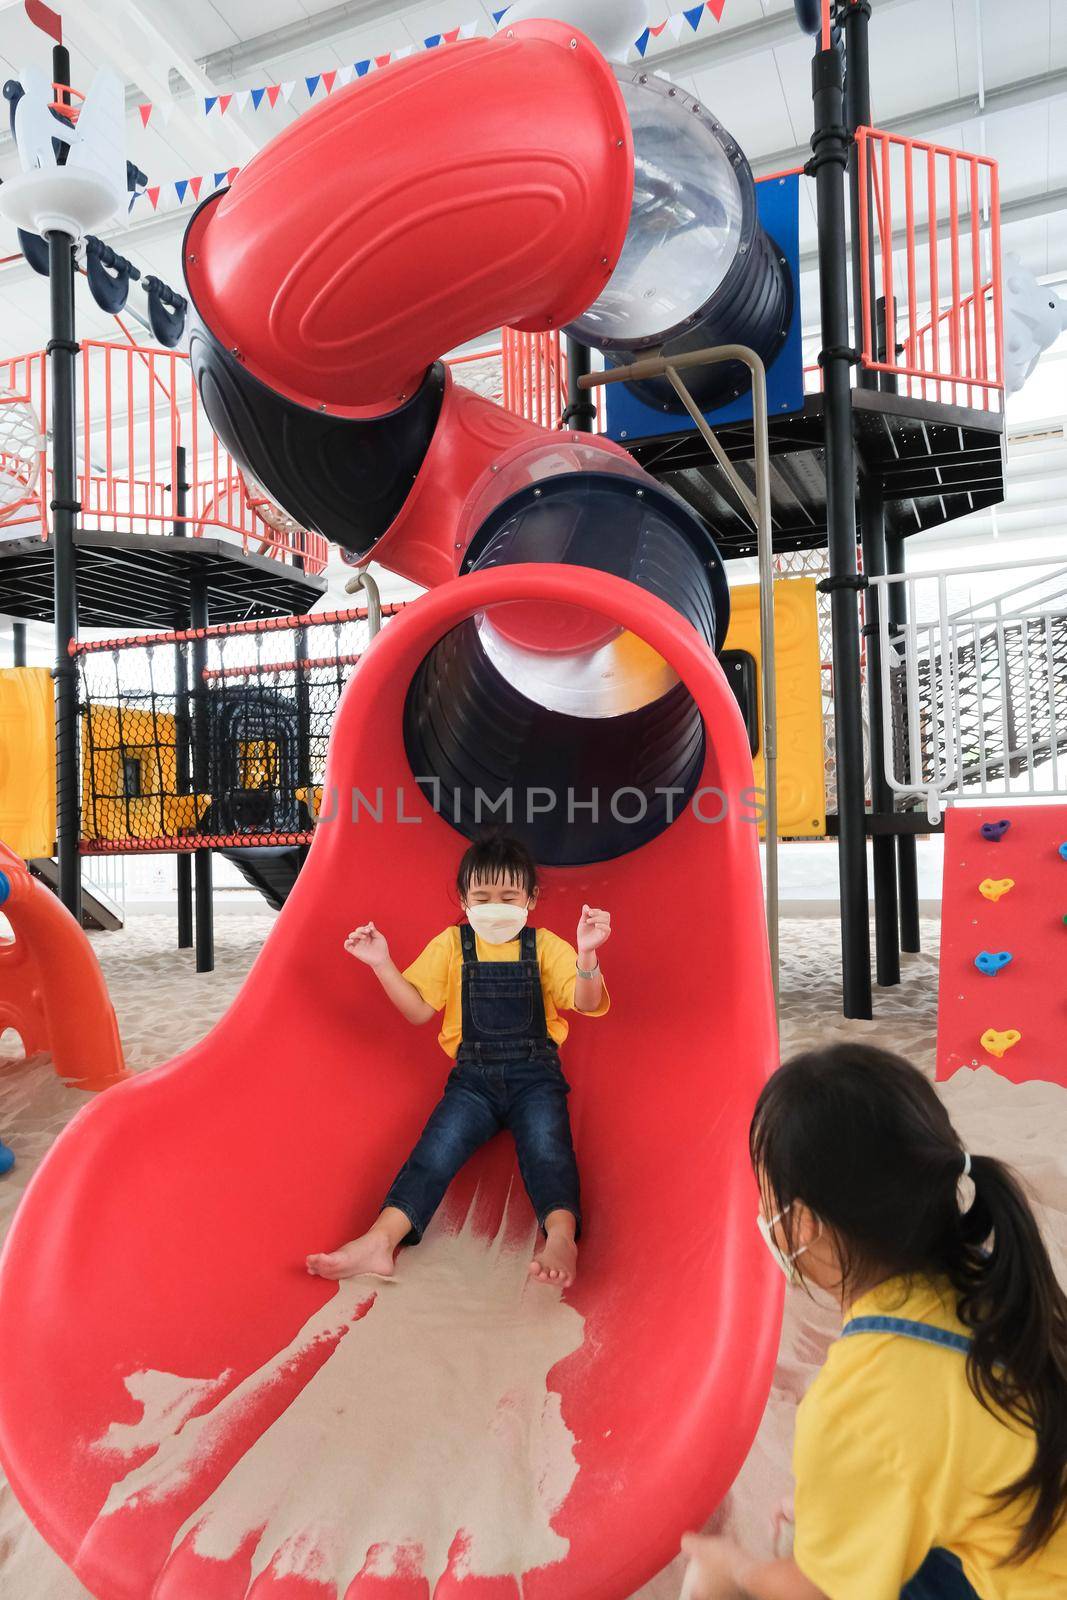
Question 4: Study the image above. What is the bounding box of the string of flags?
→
[130,2,731,135]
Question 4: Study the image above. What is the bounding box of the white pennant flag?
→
[337,63,354,85]
[236,89,251,112]
[157,97,174,125]
[281,80,296,101]
[459,18,479,37]
[394,44,413,58]
[667,13,686,38]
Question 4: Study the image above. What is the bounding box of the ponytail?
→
[952,1154,1067,1561]
[751,1044,1067,1564]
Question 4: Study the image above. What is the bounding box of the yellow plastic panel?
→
[81,706,211,841]
[0,668,56,858]
[723,578,826,838]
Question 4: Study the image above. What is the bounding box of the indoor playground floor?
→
[1,914,1065,1600]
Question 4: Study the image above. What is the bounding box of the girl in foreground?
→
[682,1044,1067,1600]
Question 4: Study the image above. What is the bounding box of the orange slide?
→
[0,568,781,1598]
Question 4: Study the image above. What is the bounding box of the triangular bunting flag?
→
[425,32,441,48]
[189,175,203,199]
[158,99,174,124]
[684,3,705,27]
[321,69,337,92]
[175,178,189,204]
[459,20,478,37]
[218,94,233,114]
[375,53,391,67]
[649,20,669,37]
[204,95,217,114]
[250,86,266,109]
[667,13,685,36]
[354,59,372,76]
[634,27,651,55]
[492,7,509,22]
[147,186,160,210]
[265,84,281,107]
[226,166,240,183]
[442,26,460,43]
[236,89,251,111]
[706,0,727,18]
[137,102,152,128]
[394,44,413,59]
[337,64,354,84]
[214,170,228,187]
[305,74,321,97]
[281,81,295,101]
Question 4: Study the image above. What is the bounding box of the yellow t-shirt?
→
[402,924,610,1058]
[793,1274,1067,1600]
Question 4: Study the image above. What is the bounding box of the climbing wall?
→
[937,804,1067,1087]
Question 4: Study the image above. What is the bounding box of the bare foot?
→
[528,1230,578,1289]
[306,1229,396,1281]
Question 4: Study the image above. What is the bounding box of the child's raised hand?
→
[344,922,390,968]
[577,904,611,958]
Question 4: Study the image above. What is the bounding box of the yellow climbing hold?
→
[979,878,1015,903]
[981,1028,1021,1060]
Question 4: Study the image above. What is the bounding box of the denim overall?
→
[384,924,582,1243]
[841,1316,983,1600]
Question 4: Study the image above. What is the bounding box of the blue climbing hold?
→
[981,820,1011,842]
[1060,843,1067,862]
[0,1142,14,1176]
[975,950,1013,976]
[0,870,9,906]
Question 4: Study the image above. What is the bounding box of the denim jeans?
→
[384,1047,581,1242]
[902,1548,981,1597]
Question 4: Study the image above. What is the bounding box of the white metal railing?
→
[872,556,1067,823]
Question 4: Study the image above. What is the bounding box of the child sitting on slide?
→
[681,1043,1067,1600]
[307,833,611,1290]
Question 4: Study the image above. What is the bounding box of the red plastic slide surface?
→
[0,568,781,1599]
[937,803,1067,1087]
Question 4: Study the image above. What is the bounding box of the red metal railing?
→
[822,0,833,50]
[501,327,569,429]
[856,127,1004,410]
[70,602,407,657]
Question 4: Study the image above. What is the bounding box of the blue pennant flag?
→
[634,27,651,55]
[492,6,510,20]
[213,170,228,188]
[174,179,189,204]
[250,86,266,110]
[305,74,321,97]
[203,95,217,114]
[684,3,705,27]
[424,33,441,48]
[354,59,372,76]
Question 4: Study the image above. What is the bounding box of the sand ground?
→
[0,911,1063,1599]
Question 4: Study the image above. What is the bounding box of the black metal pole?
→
[294,622,312,820]
[190,571,214,973]
[172,446,193,948]
[12,622,26,666]
[47,46,81,920]
[811,35,872,1018]
[886,530,922,952]
[564,337,596,432]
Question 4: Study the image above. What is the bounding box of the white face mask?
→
[464,901,529,945]
[756,1204,815,1287]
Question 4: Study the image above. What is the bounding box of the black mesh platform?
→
[0,527,326,628]
[628,390,1005,561]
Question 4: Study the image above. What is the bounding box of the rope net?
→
[76,607,400,852]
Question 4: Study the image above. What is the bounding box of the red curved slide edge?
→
[0,841,126,1091]
[0,568,781,1599]
[183,22,634,415]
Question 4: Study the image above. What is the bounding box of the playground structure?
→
[0,1,1054,1595]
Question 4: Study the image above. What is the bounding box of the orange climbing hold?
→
[978,877,1015,903]
[0,841,126,1092]
[980,1028,1022,1060]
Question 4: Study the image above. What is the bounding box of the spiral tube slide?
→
[0,568,781,1598]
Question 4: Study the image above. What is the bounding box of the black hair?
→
[456,832,539,901]
[750,1043,1067,1562]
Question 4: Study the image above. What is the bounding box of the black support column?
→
[564,337,596,433]
[887,532,922,952]
[811,32,872,1018]
[12,622,26,666]
[172,447,193,949]
[190,571,214,973]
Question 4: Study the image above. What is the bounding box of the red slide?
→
[0,567,781,1598]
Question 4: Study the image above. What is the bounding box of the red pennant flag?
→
[649,19,669,36]
[706,0,727,18]
[442,26,461,43]
[321,69,337,93]
[147,186,160,211]
[218,94,233,115]
[226,165,240,184]
[375,53,391,67]
[189,175,203,199]
[24,0,62,44]
[138,103,152,129]
[266,84,281,108]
